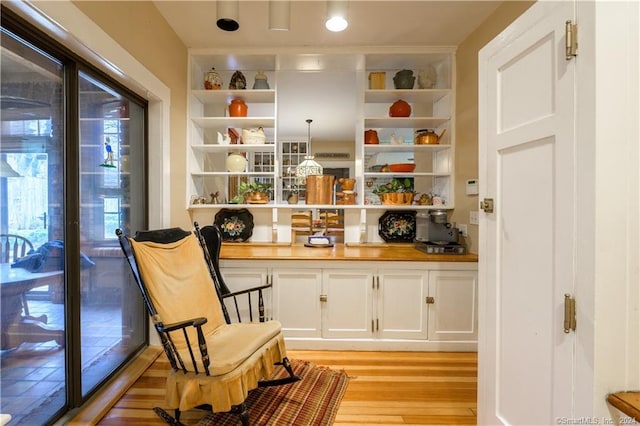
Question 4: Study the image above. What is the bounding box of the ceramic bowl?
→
[388,163,416,173]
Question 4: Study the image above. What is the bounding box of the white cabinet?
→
[377,269,429,340]
[361,52,455,209]
[427,270,478,341]
[322,270,374,339]
[222,259,477,350]
[272,268,322,338]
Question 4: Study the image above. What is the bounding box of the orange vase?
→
[229,99,248,117]
[389,99,411,117]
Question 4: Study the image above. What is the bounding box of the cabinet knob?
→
[320,294,328,302]
[426,296,435,304]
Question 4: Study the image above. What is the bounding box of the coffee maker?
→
[415,210,465,254]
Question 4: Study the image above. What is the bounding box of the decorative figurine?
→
[417,65,437,89]
[252,70,270,89]
[100,137,116,168]
[204,67,222,90]
[209,191,220,204]
[229,70,247,90]
[217,132,231,145]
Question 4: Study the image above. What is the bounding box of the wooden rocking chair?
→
[116,223,300,425]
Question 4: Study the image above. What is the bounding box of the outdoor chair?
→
[0,233,44,321]
[0,234,33,264]
[116,223,300,425]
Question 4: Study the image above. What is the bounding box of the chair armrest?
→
[158,317,208,333]
[221,284,271,300]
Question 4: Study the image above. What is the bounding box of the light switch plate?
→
[470,211,479,225]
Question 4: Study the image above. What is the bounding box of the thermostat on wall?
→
[466,179,479,195]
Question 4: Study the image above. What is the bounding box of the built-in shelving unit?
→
[360,52,454,209]
[186,48,456,241]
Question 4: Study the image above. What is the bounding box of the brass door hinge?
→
[480,198,494,213]
[564,293,576,333]
[566,20,578,60]
[426,296,435,304]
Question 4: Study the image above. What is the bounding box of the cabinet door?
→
[272,268,322,338]
[377,269,429,339]
[322,270,375,339]
[427,270,478,341]
[222,267,271,322]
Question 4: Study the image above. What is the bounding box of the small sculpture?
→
[390,133,405,145]
[417,193,432,205]
[229,70,247,90]
[100,137,116,168]
[217,132,231,145]
[204,67,222,90]
[209,191,220,204]
[253,70,270,89]
[418,65,437,89]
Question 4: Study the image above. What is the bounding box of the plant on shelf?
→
[373,178,415,205]
[236,181,273,204]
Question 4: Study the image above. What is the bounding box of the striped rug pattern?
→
[197,359,349,426]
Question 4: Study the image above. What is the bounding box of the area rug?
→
[196,359,349,426]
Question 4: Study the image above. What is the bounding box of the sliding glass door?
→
[1,11,147,424]
[78,72,147,395]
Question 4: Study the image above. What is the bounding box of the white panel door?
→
[478,1,576,424]
[377,269,428,340]
[322,270,374,339]
[272,268,322,338]
[427,270,478,341]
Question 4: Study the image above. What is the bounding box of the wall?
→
[72,1,192,228]
[453,1,535,254]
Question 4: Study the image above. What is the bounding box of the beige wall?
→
[452,1,535,253]
[73,1,192,228]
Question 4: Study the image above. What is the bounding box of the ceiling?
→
[153,1,503,49]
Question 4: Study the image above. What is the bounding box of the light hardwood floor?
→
[97,350,477,425]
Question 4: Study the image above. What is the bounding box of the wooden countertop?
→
[220,243,478,262]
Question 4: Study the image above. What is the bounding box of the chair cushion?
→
[180,320,283,376]
[129,234,227,348]
[166,330,287,412]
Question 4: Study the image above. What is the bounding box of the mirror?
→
[276,59,358,144]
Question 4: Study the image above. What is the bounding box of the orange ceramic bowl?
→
[388,163,416,173]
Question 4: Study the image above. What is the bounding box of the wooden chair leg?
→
[232,403,250,426]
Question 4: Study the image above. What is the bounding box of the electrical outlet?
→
[458,224,468,236]
[470,211,479,225]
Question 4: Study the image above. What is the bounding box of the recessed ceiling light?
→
[325,1,348,32]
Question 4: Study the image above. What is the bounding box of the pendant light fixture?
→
[296,119,323,185]
[217,1,240,32]
[325,0,348,32]
[269,0,290,31]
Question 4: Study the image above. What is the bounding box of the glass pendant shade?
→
[296,118,322,185]
[296,156,323,185]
